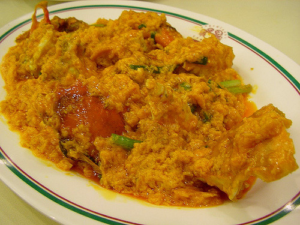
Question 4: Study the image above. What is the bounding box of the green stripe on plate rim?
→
[0,4,299,225]
[229,32,300,91]
[0,150,127,225]
[0,19,31,42]
[49,4,207,25]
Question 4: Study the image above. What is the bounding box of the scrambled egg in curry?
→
[0,2,298,207]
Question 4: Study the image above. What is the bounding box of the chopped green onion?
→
[153,66,163,74]
[91,24,106,27]
[129,65,146,70]
[180,82,192,91]
[220,80,241,88]
[203,111,212,123]
[195,56,208,65]
[129,65,161,74]
[150,32,156,43]
[138,24,146,29]
[151,32,156,39]
[111,134,142,150]
[226,84,253,94]
[219,80,252,94]
[207,79,214,91]
[129,64,176,74]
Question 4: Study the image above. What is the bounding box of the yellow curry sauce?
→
[0,2,298,207]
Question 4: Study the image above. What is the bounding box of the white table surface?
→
[0,0,299,224]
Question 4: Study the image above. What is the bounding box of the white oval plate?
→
[0,1,299,225]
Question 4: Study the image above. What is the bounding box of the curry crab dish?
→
[0,2,298,207]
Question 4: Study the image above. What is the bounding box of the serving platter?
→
[0,1,299,224]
